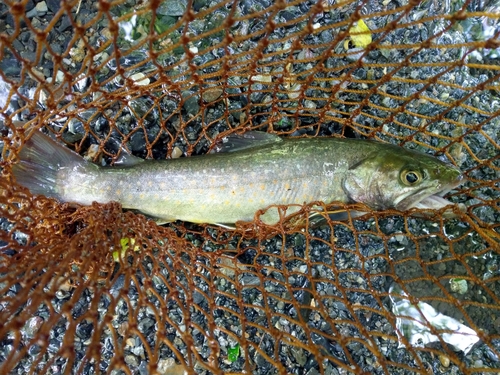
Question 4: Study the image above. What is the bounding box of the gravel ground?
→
[0,0,499,374]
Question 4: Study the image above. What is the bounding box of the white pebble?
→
[36,1,48,13]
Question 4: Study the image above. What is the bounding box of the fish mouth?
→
[409,188,457,210]
[395,174,465,213]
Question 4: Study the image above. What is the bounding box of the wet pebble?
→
[439,354,450,367]
[124,354,139,367]
[171,146,183,158]
[23,316,44,339]
[182,91,200,116]
[202,88,223,103]
[291,347,307,366]
[26,1,47,17]
[157,0,187,16]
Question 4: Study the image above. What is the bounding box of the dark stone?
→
[57,16,72,32]
[12,39,25,52]
[182,91,200,117]
[76,321,93,340]
[24,0,35,11]
[49,40,63,54]
[19,51,37,64]
[25,38,36,52]
[19,31,32,43]
[4,13,15,28]
[279,10,295,22]
[129,130,146,153]
[192,0,206,12]
[46,0,61,13]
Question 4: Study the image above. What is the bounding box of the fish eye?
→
[401,170,422,186]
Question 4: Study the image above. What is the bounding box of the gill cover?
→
[342,154,397,210]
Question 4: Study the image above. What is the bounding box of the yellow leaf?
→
[349,19,372,48]
[113,237,141,262]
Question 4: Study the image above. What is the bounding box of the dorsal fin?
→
[212,131,282,153]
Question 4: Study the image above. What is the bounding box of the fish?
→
[11,130,464,226]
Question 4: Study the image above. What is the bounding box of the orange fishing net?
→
[1,0,499,374]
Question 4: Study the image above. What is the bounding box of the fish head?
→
[343,145,464,212]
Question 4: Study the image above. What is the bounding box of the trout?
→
[12,131,463,225]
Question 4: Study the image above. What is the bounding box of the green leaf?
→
[227,344,240,362]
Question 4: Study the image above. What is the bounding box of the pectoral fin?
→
[214,223,237,229]
[308,208,370,225]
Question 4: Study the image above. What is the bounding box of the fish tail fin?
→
[12,131,88,199]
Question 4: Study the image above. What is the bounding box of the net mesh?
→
[1,0,499,374]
